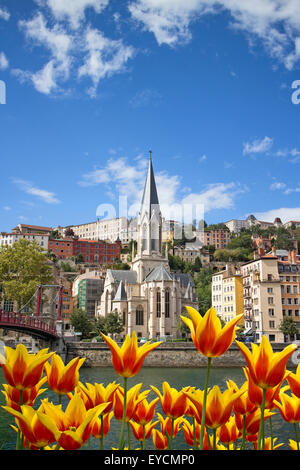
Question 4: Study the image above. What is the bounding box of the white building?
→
[0,232,49,250]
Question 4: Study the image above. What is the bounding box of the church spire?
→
[140,150,159,222]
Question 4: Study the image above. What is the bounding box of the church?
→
[96,154,198,340]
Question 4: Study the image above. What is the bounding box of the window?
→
[268,308,274,316]
[267,287,273,293]
[268,297,274,305]
[136,306,144,325]
[165,289,170,318]
[294,285,298,294]
[156,290,161,318]
[269,321,275,328]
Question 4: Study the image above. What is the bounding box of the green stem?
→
[142,425,146,450]
[193,417,197,450]
[294,422,300,451]
[16,390,23,450]
[269,415,273,450]
[213,429,217,450]
[199,357,212,450]
[100,415,104,450]
[127,422,131,450]
[240,415,246,450]
[168,418,175,450]
[119,377,128,450]
[257,388,266,450]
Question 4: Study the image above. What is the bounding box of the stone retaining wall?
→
[65,341,300,369]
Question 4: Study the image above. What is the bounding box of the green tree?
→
[104,312,124,337]
[70,308,95,339]
[194,267,214,315]
[0,239,53,310]
[49,230,61,239]
[279,317,298,341]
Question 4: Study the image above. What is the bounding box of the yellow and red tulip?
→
[217,415,240,446]
[181,307,243,357]
[2,376,47,411]
[0,344,53,391]
[286,363,300,399]
[44,354,85,396]
[236,336,297,390]
[129,420,158,441]
[91,411,114,439]
[152,428,168,450]
[132,396,159,425]
[151,382,191,419]
[113,383,149,422]
[100,331,162,378]
[77,381,119,412]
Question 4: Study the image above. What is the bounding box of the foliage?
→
[0,239,53,310]
[194,267,214,315]
[70,308,96,339]
[279,317,298,340]
[104,312,124,336]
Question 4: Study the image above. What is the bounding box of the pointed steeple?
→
[113,280,127,301]
[140,150,159,222]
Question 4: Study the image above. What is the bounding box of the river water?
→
[0,366,296,450]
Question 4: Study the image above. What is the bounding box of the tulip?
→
[100,331,162,379]
[132,396,159,425]
[38,394,110,450]
[44,354,85,401]
[289,439,300,450]
[151,382,191,419]
[100,331,161,449]
[274,390,300,450]
[182,419,201,448]
[77,381,119,412]
[286,363,300,399]
[235,408,275,438]
[253,437,283,450]
[182,306,243,449]
[217,415,240,448]
[2,377,47,411]
[151,382,191,449]
[152,428,168,450]
[157,412,183,438]
[236,336,297,450]
[2,402,59,449]
[0,344,53,391]
[130,420,158,449]
[236,336,297,391]
[91,411,114,449]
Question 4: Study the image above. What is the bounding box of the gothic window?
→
[142,224,147,252]
[136,305,144,325]
[156,290,161,318]
[165,289,170,318]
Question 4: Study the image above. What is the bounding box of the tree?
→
[70,308,95,339]
[64,227,75,237]
[279,317,298,342]
[0,239,53,310]
[104,312,124,337]
[49,230,61,239]
[194,267,214,315]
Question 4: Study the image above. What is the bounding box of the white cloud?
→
[3,206,11,211]
[78,27,134,97]
[0,52,9,70]
[79,156,244,221]
[129,88,162,108]
[129,0,300,68]
[0,7,10,21]
[243,136,273,155]
[254,207,300,224]
[42,0,109,29]
[12,178,60,204]
[270,182,286,190]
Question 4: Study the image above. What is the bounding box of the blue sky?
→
[1,0,300,232]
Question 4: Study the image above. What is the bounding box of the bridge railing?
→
[0,311,58,337]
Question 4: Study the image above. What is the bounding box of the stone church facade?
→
[96,155,198,340]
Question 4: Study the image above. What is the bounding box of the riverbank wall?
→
[65,341,300,368]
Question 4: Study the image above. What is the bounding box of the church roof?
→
[113,280,127,301]
[145,264,173,281]
[108,270,137,284]
[172,272,195,287]
[140,153,159,221]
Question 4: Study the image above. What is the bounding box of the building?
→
[47,237,121,264]
[172,245,212,267]
[11,224,53,235]
[201,227,231,249]
[72,270,105,318]
[0,232,49,250]
[224,216,283,233]
[284,221,300,229]
[211,265,244,324]
[224,219,249,234]
[96,154,198,340]
[58,217,136,244]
